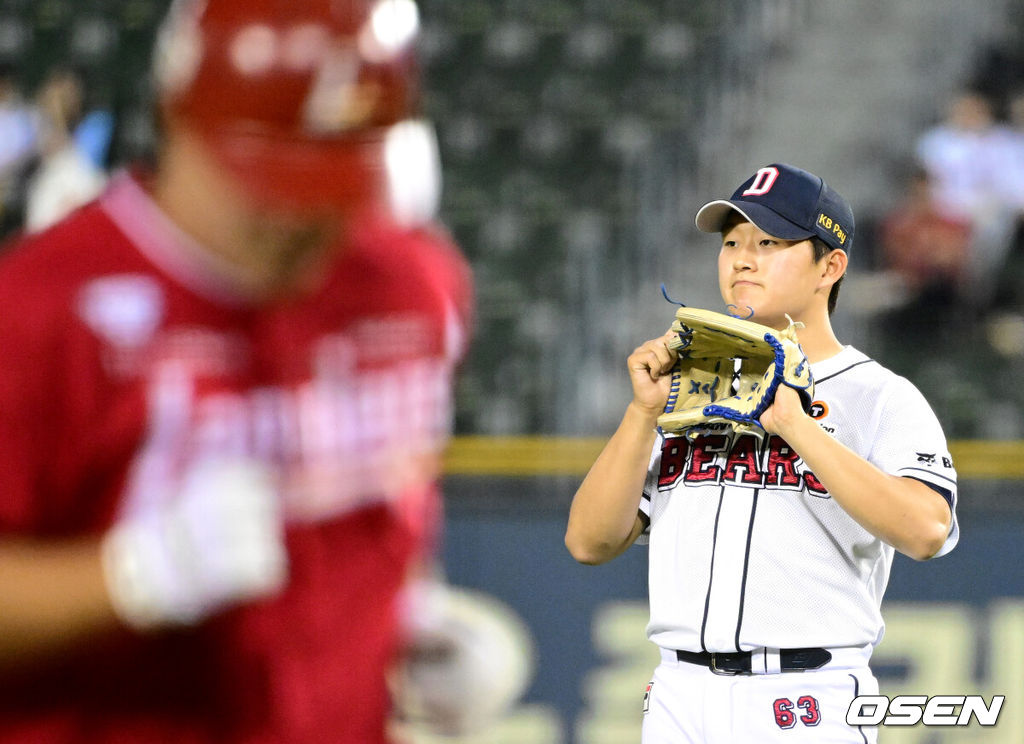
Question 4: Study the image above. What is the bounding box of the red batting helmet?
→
[154,0,439,219]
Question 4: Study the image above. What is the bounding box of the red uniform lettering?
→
[658,437,691,488]
[722,434,764,485]
[684,434,727,483]
[803,471,829,497]
[766,436,802,487]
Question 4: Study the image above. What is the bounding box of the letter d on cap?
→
[742,166,779,196]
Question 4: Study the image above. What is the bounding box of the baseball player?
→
[0,1,472,742]
[566,163,958,743]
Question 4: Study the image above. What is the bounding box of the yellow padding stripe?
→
[442,437,1024,480]
[444,436,605,476]
[948,441,1024,479]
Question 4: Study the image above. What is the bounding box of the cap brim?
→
[695,200,815,241]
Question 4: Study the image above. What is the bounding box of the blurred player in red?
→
[0,1,472,742]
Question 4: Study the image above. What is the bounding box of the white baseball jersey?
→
[637,346,958,654]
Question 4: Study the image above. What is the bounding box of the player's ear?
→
[819,249,847,288]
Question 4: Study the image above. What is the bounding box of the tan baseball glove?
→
[657,307,814,436]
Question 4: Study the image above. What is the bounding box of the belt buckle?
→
[709,653,743,676]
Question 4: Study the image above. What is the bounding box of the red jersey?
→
[0,174,472,743]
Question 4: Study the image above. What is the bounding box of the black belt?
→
[675,647,833,675]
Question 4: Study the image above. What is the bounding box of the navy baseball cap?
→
[695,163,855,254]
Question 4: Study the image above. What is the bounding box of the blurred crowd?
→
[878,85,1024,322]
[2,23,1024,439]
[0,65,112,239]
[863,42,1024,436]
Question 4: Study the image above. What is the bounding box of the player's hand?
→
[101,457,289,630]
[626,332,679,418]
[758,384,809,438]
[391,581,532,736]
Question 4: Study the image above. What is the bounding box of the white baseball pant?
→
[641,647,879,743]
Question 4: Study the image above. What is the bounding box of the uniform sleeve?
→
[634,433,664,546]
[869,376,959,557]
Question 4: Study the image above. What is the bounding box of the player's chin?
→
[725,287,758,309]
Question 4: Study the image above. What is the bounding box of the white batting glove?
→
[393,581,535,735]
[101,458,288,630]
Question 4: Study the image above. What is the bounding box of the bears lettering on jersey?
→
[657,433,829,497]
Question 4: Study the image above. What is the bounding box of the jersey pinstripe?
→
[637,346,958,654]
